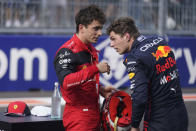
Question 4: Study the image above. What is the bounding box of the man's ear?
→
[79,24,84,33]
[124,33,131,42]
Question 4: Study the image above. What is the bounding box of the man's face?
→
[81,20,103,44]
[109,31,131,55]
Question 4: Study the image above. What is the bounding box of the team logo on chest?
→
[82,65,87,69]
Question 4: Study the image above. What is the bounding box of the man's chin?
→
[115,51,122,55]
[92,40,98,43]
[118,51,125,55]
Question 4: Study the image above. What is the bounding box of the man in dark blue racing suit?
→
[106,17,188,131]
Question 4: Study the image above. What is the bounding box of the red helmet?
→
[101,90,132,131]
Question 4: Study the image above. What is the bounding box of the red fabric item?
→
[4,101,31,116]
[63,107,100,131]
[101,91,132,131]
[108,91,132,127]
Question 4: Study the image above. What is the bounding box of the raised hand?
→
[96,61,110,74]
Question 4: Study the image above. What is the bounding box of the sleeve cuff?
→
[90,64,99,74]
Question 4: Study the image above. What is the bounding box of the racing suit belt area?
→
[54,34,100,130]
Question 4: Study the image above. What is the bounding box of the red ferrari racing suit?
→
[54,34,100,131]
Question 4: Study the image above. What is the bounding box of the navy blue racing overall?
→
[124,35,188,131]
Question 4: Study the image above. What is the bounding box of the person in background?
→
[46,0,67,27]
[53,5,115,131]
[5,0,21,27]
[107,17,188,131]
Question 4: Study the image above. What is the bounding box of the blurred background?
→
[0,0,195,35]
[0,0,196,130]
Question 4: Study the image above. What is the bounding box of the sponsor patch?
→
[62,64,68,69]
[59,53,64,58]
[156,57,176,74]
[160,69,178,85]
[127,61,136,65]
[82,65,87,69]
[152,46,171,61]
[127,66,135,72]
[124,58,127,63]
[128,73,135,79]
[130,83,135,89]
[59,58,71,64]
[137,35,146,42]
[140,37,163,51]
[59,51,70,59]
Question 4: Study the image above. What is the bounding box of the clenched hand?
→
[96,61,110,74]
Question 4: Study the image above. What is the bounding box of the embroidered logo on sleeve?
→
[128,73,135,80]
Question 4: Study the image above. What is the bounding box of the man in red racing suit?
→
[54,5,115,131]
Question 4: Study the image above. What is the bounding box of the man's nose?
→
[97,29,102,36]
[110,41,114,47]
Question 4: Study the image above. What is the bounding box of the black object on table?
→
[0,112,64,131]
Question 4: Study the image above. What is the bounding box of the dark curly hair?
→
[106,17,140,39]
[75,5,106,33]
